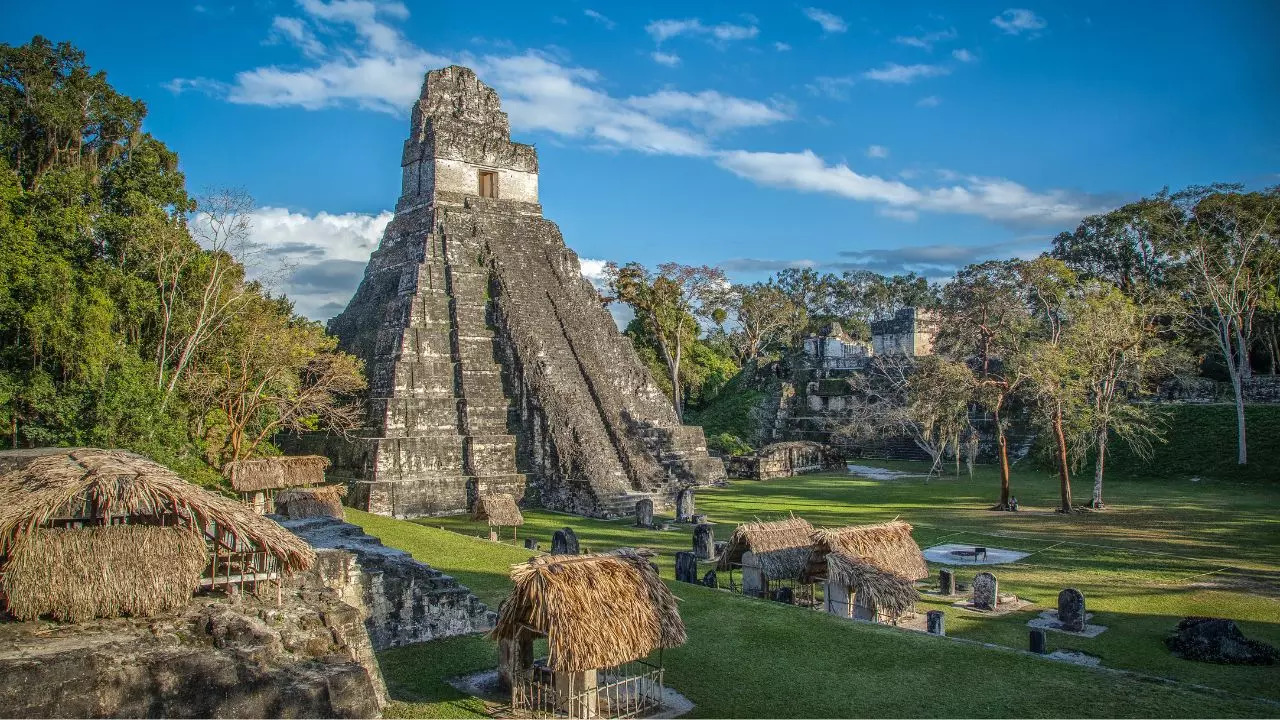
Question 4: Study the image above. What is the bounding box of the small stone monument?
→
[972,571,998,610]
[635,499,654,528]
[523,538,538,550]
[939,569,955,595]
[701,570,717,588]
[676,489,695,522]
[693,523,716,560]
[1029,629,1047,654]
[675,551,698,584]
[691,513,708,525]
[1057,588,1086,632]
[551,527,579,555]
[927,610,945,636]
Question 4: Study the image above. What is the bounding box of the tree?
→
[726,281,804,362]
[1164,186,1279,464]
[187,295,365,465]
[607,262,727,417]
[1064,284,1171,508]
[933,260,1030,509]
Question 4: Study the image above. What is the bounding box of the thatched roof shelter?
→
[274,485,347,520]
[801,520,928,584]
[472,493,524,527]
[826,551,920,619]
[0,448,316,622]
[224,455,330,493]
[492,550,686,673]
[716,516,815,581]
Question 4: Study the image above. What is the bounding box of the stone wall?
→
[0,554,386,719]
[281,515,496,650]
[316,65,724,519]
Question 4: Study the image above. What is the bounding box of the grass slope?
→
[350,462,1280,718]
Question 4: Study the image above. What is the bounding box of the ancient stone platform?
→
[282,515,495,649]
[303,65,724,519]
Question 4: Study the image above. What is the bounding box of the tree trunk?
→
[1054,406,1072,512]
[994,406,1012,510]
[1090,426,1107,509]
[672,336,683,419]
[1232,372,1247,465]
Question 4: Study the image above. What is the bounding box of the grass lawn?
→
[350,461,1280,718]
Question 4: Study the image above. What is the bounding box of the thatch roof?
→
[224,455,330,492]
[0,448,314,573]
[3,525,206,622]
[826,551,919,619]
[717,516,815,580]
[801,520,928,583]
[492,549,686,672]
[275,485,347,520]
[472,493,524,527]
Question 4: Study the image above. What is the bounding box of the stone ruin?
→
[314,66,725,519]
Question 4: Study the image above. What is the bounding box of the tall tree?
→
[607,262,727,417]
[726,281,804,362]
[933,260,1030,509]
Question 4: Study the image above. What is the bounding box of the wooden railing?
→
[510,660,665,719]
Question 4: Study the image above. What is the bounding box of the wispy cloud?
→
[916,95,941,107]
[773,41,791,52]
[806,75,856,100]
[645,17,759,44]
[832,238,1052,275]
[715,149,1107,226]
[863,63,951,84]
[651,51,681,67]
[951,48,976,63]
[866,145,889,159]
[802,7,847,33]
[583,9,616,29]
[991,8,1047,36]
[894,27,957,51]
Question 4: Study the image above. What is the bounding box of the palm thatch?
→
[492,549,686,672]
[826,551,920,620]
[716,516,815,580]
[801,520,928,584]
[472,493,524,527]
[274,485,347,520]
[224,455,330,492]
[3,525,207,622]
[0,448,314,573]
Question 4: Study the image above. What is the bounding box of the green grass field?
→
[351,461,1280,718]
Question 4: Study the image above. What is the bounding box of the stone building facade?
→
[870,307,936,357]
[316,66,724,519]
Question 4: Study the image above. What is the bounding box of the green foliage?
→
[685,365,768,442]
[707,431,753,456]
[0,37,363,484]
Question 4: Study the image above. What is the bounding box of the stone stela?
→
[310,66,725,519]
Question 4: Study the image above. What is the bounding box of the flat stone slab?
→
[1046,649,1102,667]
[923,543,1030,566]
[846,464,927,481]
[1028,610,1109,638]
[952,596,1034,616]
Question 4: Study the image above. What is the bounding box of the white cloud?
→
[894,27,957,51]
[991,8,1047,36]
[863,63,951,84]
[715,149,1105,226]
[916,95,941,107]
[583,9,616,29]
[269,16,326,58]
[651,51,681,67]
[773,41,791,52]
[625,90,790,131]
[805,75,856,100]
[235,207,392,320]
[645,17,759,44]
[866,145,889,159]
[802,7,847,33]
[952,48,976,62]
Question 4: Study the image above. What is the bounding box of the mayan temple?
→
[320,65,725,519]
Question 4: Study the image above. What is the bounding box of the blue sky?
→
[7,1,1279,320]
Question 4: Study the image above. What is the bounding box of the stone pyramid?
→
[317,66,725,518]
